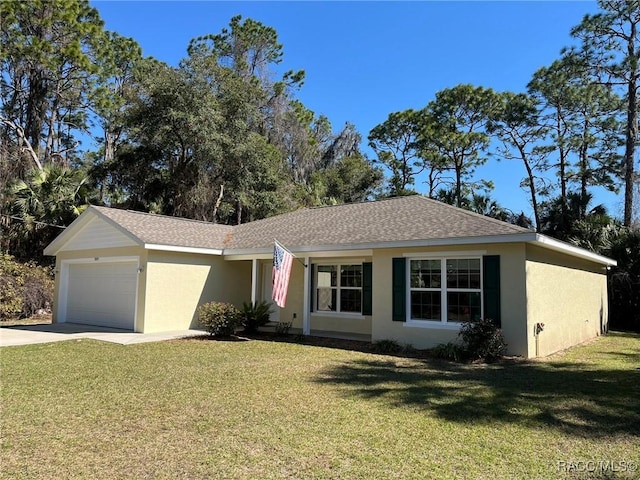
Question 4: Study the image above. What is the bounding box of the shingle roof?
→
[47,196,616,266]
[226,195,531,250]
[86,196,530,252]
[93,206,233,250]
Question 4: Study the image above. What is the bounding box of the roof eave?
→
[144,244,224,256]
[531,234,617,267]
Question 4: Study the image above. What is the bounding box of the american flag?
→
[272,241,293,308]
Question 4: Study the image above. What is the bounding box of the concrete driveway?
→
[0,323,206,347]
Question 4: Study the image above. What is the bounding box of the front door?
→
[261,264,280,322]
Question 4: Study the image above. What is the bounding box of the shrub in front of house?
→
[0,254,54,319]
[241,300,273,333]
[458,318,507,362]
[372,339,403,354]
[430,342,464,362]
[197,302,241,337]
[431,318,506,363]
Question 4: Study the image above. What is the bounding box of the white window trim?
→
[406,256,483,324]
[314,261,364,315]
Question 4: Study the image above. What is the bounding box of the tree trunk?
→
[580,143,589,219]
[518,144,541,232]
[455,161,463,208]
[556,108,569,232]
[624,20,638,226]
[212,184,224,223]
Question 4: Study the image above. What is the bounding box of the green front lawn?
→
[1,333,639,479]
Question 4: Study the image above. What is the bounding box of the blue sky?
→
[92,1,621,219]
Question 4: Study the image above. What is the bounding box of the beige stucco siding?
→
[525,245,608,357]
[143,251,251,333]
[310,315,371,335]
[371,243,528,355]
[52,246,148,332]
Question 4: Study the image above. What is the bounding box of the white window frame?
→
[314,262,363,315]
[406,256,483,327]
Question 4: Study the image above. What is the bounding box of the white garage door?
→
[65,262,138,330]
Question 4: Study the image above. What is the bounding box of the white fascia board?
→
[223,253,273,261]
[532,234,617,267]
[223,248,375,260]
[144,243,224,256]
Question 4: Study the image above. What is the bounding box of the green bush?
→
[431,342,464,362]
[197,302,241,337]
[372,339,403,354]
[241,300,273,333]
[458,318,507,362]
[0,254,54,319]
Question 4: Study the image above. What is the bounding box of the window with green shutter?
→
[310,261,370,315]
[392,257,406,321]
[362,262,372,316]
[396,255,500,325]
[482,255,501,326]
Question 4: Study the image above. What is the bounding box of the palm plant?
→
[8,164,92,259]
[241,300,274,333]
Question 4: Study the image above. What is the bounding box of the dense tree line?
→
[366,1,639,330]
[1,0,638,330]
[1,2,382,259]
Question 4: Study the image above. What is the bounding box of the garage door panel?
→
[66,262,137,330]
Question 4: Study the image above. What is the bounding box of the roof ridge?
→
[232,196,415,230]
[91,205,233,228]
[92,195,530,235]
[305,195,407,211]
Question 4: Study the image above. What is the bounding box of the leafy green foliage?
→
[422,84,500,207]
[368,109,429,196]
[241,300,273,333]
[528,55,624,234]
[487,91,550,230]
[458,318,507,363]
[197,302,241,337]
[372,339,403,354]
[430,342,464,362]
[568,0,640,226]
[0,253,54,319]
[1,0,116,165]
[4,164,92,260]
[274,320,292,335]
[539,192,610,241]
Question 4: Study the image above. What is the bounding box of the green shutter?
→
[483,255,501,326]
[309,264,315,312]
[362,262,372,316]
[392,257,406,321]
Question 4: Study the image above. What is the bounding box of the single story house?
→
[44,195,616,358]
